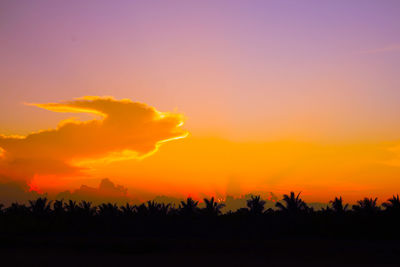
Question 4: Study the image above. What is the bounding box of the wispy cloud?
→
[359,44,400,54]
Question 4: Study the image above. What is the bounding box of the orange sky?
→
[1,1,400,204]
[1,96,400,204]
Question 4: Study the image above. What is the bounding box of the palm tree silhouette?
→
[147,201,162,216]
[136,203,150,216]
[98,203,120,217]
[134,201,170,216]
[1,192,400,240]
[158,203,171,216]
[382,194,400,213]
[6,202,28,216]
[330,197,348,214]
[79,201,96,216]
[246,195,265,215]
[203,197,225,216]
[64,200,78,215]
[179,197,199,216]
[352,197,380,214]
[28,197,52,216]
[53,199,65,214]
[120,203,136,216]
[275,192,308,214]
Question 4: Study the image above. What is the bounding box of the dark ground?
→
[1,236,399,266]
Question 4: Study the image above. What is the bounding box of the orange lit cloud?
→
[0,96,188,184]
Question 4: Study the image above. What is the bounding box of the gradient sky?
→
[1,1,400,203]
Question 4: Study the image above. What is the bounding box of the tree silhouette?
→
[158,203,171,216]
[203,197,225,216]
[275,192,308,214]
[136,203,150,216]
[98,203,120,217]
[120,203,135,217]
[1,191,400,241]
[79,201,96,216]
[352,197,380,214]
[147,201,162,216]
[6,202,28,216]
[64,200,78,215]
[246,195,265,215]
[382,194,400,213]
[53,199,65,215]
[136,201,169,217]
[329,197,348,214]
[28,197,52,216]
[179,197,199,216]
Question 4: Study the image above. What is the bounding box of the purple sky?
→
[1,0,400,141]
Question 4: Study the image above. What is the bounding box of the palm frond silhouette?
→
[64,200,78,214]
[352,197,380,214]
[120,203,136,216]
[275,192,308,214]
[79,201,96,216]
[28,197,52,216]
[6,202,28,215]
[179,197,199,216]
[246,195,265,215]
[330,197,348,214]
[203,197,225,216]
[158,203,171,216]
[382,194,400,213]
[98,203,120,217]
[53,199,65,214]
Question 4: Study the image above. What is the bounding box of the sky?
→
[1,0,400,204]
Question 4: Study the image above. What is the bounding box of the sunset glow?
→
[1,0,400,205]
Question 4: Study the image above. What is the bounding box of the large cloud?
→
[0,96,188,183]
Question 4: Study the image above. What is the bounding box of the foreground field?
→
[1,236,399,267]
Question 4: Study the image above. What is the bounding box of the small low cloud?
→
[0,96,188,186]
[56,178,131,205]
[0,179,39,207]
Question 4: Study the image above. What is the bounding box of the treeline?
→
[1,192,399,239]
